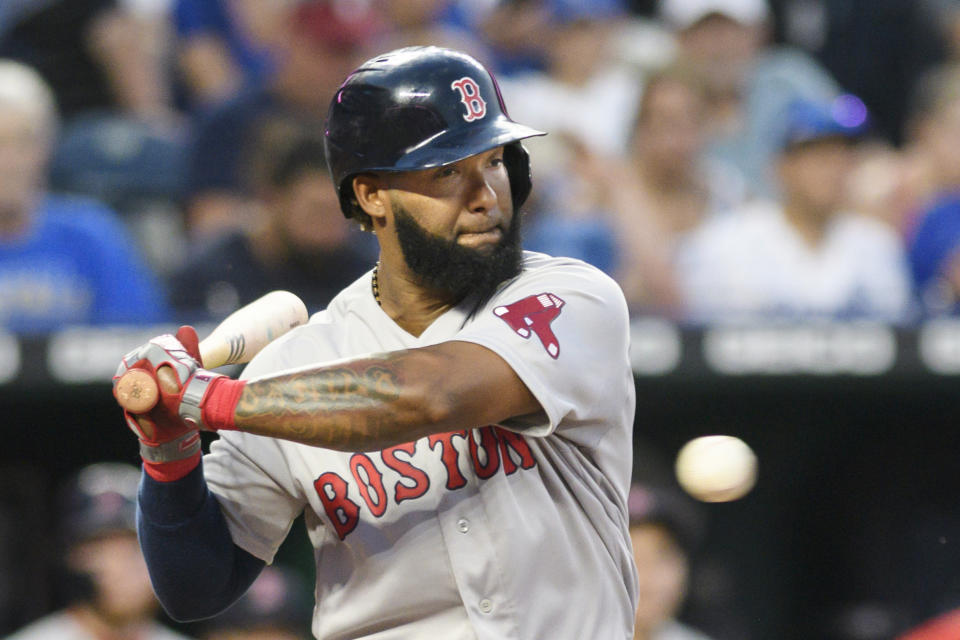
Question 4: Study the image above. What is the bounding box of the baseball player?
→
[116,46,638,639]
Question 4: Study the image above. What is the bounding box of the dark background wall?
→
[635,371,960,639]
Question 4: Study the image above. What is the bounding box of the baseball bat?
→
[114,290,309,414]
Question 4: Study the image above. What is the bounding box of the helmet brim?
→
[386,117,545,173]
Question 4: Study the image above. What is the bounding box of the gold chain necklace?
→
[371,262,381,306]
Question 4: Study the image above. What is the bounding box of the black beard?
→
[393,203,523,304]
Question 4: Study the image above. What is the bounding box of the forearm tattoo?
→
[234,356,420,450]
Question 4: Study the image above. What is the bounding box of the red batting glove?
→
[198,376,246,432]
[113,326,244,481]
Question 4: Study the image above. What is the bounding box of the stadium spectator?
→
[659,0,841,197]
[469,1,551,76]
[905,64,960,316]
[495,0,643,276]
[0,0,174,124]
[520,143,622,277]
[769,0,947,145]
[191,565,312,640]
[603,64,749,316]
[843,139,926,235]
[182,0,380,240]
[3,462,193,640]
[375,0,490,61]
[169,129,374,320]
[497,0,643,159]
[628,483,714,640]
[119,0,176,111]
[675,97,914,323]
[0,60,169,333]
[172,0,285,111]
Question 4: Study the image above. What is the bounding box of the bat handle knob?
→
[115,368,160,413]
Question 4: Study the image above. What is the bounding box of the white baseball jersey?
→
[203,251,639,640]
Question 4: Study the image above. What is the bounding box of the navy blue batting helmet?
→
[324,46,545,222]
[59,462,140,544]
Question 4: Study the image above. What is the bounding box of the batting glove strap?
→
[200,377,246,431]
[140,430,202,463]
[179,370,224,430]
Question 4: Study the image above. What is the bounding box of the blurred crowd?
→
[4,0,960,333]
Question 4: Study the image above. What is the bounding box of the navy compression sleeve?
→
[137,463,265,621]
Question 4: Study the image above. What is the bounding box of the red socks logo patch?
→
[494,293,565,359]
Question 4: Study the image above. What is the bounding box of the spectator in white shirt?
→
[675,96,915,324]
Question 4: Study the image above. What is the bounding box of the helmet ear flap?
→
[504,141,533,211]
[339,175,373,230]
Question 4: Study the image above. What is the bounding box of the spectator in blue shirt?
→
[0,59,169,333]
[172,0,280,111]
[905,63,960,316]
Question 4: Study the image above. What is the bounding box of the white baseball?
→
[675,435,757,503]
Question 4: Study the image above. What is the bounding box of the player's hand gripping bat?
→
[114,290,308,414]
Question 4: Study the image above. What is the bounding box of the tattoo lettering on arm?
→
[233,356,426,451]
[229,341,539,451]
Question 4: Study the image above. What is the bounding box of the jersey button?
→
[457,518,470,533]
[479,598,493,614]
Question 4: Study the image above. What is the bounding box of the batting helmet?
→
[59,462,140,544]
[324,46,545,222]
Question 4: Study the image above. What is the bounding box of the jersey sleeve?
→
[203,432,304,564]
[202,333,312,564]
[453,257,634,447]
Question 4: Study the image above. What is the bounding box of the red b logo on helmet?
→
[451,77,487,122]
